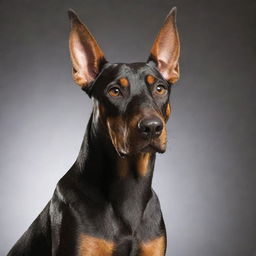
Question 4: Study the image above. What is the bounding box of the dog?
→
[8,7,180,256]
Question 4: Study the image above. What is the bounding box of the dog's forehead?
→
[105,62,151,76]
[99,62,162,85]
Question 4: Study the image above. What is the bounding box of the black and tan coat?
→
[8,7,180,256]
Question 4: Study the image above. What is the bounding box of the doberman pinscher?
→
[8,7,180,256]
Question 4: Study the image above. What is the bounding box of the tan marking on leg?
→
[146,75,156,85]
[165,103,171,120]
[79,234,115,256]
[119,77,129,87]
[137,153,151,176]
[140,236,165,256]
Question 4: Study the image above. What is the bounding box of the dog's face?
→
[68,9,180,156]
[90,62,171,156]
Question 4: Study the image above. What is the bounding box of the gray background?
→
[0,0,255,255]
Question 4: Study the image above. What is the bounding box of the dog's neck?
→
[75,113,156,227]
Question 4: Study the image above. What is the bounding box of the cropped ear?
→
[148,7,180,84]
[68,9,107,88]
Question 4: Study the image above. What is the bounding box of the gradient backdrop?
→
[0,0,256,255]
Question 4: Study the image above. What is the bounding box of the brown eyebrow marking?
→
[146,75,156,85]
[119,77,129,87]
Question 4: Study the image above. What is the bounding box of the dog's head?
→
[68,8,180,157]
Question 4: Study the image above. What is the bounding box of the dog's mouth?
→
[116,139,166,158]
[107,118,167,158]
[139,140,166,154]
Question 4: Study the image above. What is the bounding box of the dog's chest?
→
[74,197,165,256]
[78,233,165,256]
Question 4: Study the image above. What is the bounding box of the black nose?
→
[138,117,163,139]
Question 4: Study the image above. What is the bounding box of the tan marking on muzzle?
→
[159,125,167,149]
[107,116,128,155]
[129,114,142,129]
[165,104,171,120]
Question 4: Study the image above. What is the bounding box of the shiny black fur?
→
[7,61,171,256]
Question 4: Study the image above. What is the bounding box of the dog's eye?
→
[154,85,167,96]
[108,87,121,97]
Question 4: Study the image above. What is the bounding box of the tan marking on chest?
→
[137,153,151,176]
[140,236,165,256]
[79,234,115,256]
